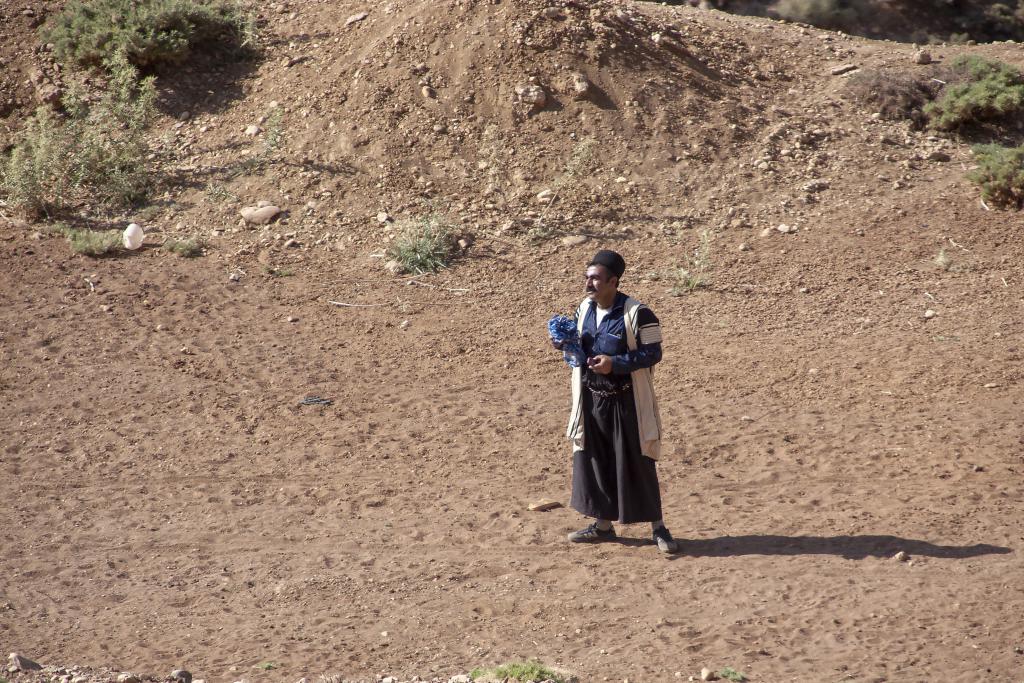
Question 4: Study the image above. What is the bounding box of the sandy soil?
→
[3,1,1024,682]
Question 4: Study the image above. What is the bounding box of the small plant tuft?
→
[846,69,945,127]
[469,661,566,683]
[968,143,1024,208]
[718,667,746,683]
[387,213,455,274]
[57,225,123,256]
[162,237,205,257]
[670,228,713,295]
[42,0,257,72]
[925,55,1024,131]
[934,248,952,270]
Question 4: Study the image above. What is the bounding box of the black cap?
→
[589,249,625,279]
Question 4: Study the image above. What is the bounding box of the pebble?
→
[570,71,591,98]
[400,320,410,329]
[421,85,437,99]
[923,309,936,319]
[561,235,589,247]
[914,49,933,65]
[830,64,858,76]
[457,238,472,250]
[776,223,796,234]
[345,11,368,26]
[287,316,298,323]
[983,383,999,389]
[384,259,405,275]
[117,674,141,683]
[229,273,241,282]
[927,150,951,162]
[537,189,555,203]
[894,551,908,562]
[171,670,192,683]
[377,212,392,223]
[283,238,300,248]
[240,205,282,225]
[738,243,750,252]
[514,83,547,109]
[244,125,260,137]
[700,668,716,681]
[759,227,773,237]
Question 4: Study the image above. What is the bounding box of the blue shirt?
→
[581,292,662,389]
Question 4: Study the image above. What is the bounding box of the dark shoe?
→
[567,522,616,543]
[652,526,678,554]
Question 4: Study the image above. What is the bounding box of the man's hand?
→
[588,355,613,375]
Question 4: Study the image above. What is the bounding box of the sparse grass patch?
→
[386,213,455,274]
[0,52,155,219]
[42,0,257,72]
[162,237,205,257]
[670,228,713,295]
[61,226,122,256]
[718,667,746,682]
[469,661,566,683]
[934,248,953,270]
[925,55,1024,131]
[264,266,294,277]
[256,662,276,671]
[968,143,1024,208]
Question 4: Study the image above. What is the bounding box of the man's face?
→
[585,264,617,301]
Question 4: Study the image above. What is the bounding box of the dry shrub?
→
[846,69,945,128]
[969,143,1024,208]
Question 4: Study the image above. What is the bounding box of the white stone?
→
[122,223,144,250]
[345,11,368,26]
[240,205,282,225]
[377,212,392,223]
[384,259,405,275]
[244,125,260,137]
[924,309,936,319]
[514,84,547,109]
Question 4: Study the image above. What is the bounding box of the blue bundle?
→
[548,314,586,368]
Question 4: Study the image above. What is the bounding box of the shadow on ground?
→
[679,534,1011,560]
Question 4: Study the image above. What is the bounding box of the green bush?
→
[386,214,455,274]
[774,0,865,30]
[47,224,124,256]
[469,661,566,683]
[968,143,1024,208]
[42,0,256,71]
[925,55,1024,130]
[0,53,155,219]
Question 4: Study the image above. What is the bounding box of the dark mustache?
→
[586,287,596,292]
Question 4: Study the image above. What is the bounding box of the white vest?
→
[566,296,664,459]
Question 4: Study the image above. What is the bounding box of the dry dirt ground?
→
[3,1,1024,682]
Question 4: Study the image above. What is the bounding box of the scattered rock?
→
[537,189,555,203]
[759,227,773,237]
[457,237,472,250]
[244,125,260,137]
[384,259,405,275]
[830,64,858,76]
[528,500,562,511]
[515,83,547,110]
[700,668,716,681]
[569,71,591,98]
[802,179,830,193]
[170,670,192,683]
[240,205,282,225]
[117,674,141,683]
[923,309,936,319]
[9,654,42,672]
[35,83,62,106]
[345,11,368,26]
[973,464,985,472]
[541,7,564,19]
[400,320,410,329]
[927,150,951,162]
[287,316,298,323]
[283,238,300,248]
[561,235,589,247]
[914,49,933,65]
[983,383,1000,389]
[448,676,471,683]
[421,85,437,99]
[776,223,796,234]
[893,551,908,562]
[377,211,392,223]
[738,242,750,252]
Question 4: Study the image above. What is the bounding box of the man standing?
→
[553,249,677,553]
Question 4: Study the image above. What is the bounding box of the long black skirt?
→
[570,387,663,524]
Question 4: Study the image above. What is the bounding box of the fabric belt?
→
[587,382,632,397]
